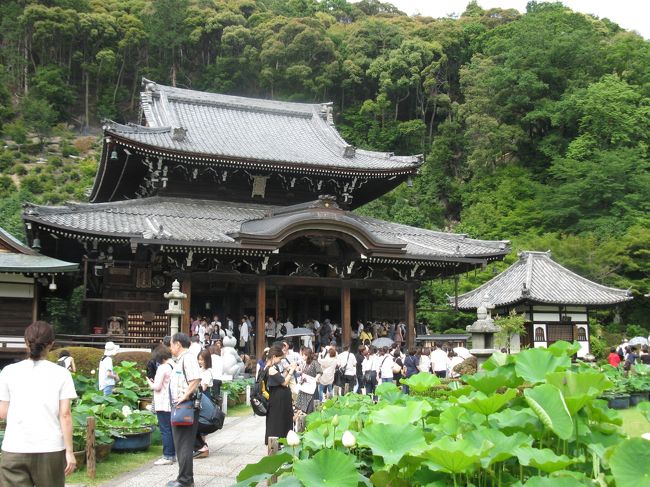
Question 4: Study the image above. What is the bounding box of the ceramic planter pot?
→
[96,441,114,461]
[607,394,630,409]
[630,392,649,406]
[73,450,86,467]
[112,428,153,452]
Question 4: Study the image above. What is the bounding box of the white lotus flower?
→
[286,430,300,446]
[121,405,132,417]
[642,432,650,441]
[342,430,356,448]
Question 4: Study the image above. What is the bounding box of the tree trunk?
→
[23,32,29,95]
[114,56,126,103]
[85,70,90,131]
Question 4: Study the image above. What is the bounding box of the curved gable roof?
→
[103,79,422,173]
[454,251,633,308]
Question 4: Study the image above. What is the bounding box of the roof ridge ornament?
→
[343,145,356,158]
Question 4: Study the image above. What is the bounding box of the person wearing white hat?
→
[98,341,120,395]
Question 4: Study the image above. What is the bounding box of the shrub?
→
[48,346,104,376]
[48,156,63,167]
[11,163,26,176]
[0,175,15,195]
[73,136,96,154]
[113,351,152,371]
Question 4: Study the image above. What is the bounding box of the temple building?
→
[22,79,509,355]
[454,251,633,357]
[0,227,77,357]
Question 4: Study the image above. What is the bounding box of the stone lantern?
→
[466,294,500,367]
[164,279,187,336]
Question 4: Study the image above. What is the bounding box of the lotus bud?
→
[342,430,356,448]
[286,430,300,446]
[90,369,96,375]
[322,428,330,439]
[331,414,339,427]
[642,432,650,441]
[121,405,132,417]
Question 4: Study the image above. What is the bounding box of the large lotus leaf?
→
[357,422,428,465]
[457,388,517,416]
[400,372,441,392]
[272,477,303,487]
[369,401,432,426]
[482,351,511,371]
[609,438,650,487]
[514,446,577,473]
[293,448,358,487]
[547,340,582,358]
[546,369,612,414]
[464,364,522,394]
[465,429,533,467]
[374,381,403,403]
[488,408,542,435]
[515,348,570,383]
[524,384,574,440]
[438,407,476,437]
[370,469,411,487]
[235,451,292,483]
[420,437,483,474]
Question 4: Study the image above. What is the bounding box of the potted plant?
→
[112,361,152,410]
[109,407,158,452]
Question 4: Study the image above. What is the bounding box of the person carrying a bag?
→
[168,333,201,487]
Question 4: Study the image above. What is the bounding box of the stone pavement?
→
[102,413,267,487]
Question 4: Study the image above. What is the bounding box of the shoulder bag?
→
[170,356,197,426]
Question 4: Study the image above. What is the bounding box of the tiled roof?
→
[0,227,78,273]
[103,79,422,173]
[454,251,633,308]
[23,197,508,262]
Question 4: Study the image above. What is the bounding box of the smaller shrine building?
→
[454,251,633,357]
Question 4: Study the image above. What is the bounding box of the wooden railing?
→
[55,334,164,350]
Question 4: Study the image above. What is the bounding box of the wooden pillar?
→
[341,286,351,347]
[256,277,266,358]
[274,286,279,321]
[405,285,416,348]
[32,280,39,322]
[181,276,192,334]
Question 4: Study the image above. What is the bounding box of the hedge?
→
[47,347,152,375]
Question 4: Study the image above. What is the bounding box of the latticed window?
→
[534,327,546,342]
[576,327,587,341]
[547,324,574,342]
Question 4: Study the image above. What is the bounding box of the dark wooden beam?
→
[405,285,416,348]
[341,286,351,347]
[181,277,192,334]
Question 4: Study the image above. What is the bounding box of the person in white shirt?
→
[188,335,202,357]
[378,347,394,383]
[418,347,432,374]
[265,316,276,346]
[337,345,357,394]
[447,352,464,379]
[0,321,78,486]
[239,317,250,354]
[98,341,120,395]
[430,343,449,378]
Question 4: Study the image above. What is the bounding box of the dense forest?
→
[0,0,648,339]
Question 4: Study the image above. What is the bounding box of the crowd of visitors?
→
[254,335,471,446]
[608,338,650,373]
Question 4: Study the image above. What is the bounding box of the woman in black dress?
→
[265,344,297,445]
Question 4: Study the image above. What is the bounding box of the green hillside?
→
[0,0,648,334]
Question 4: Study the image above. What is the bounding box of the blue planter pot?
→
[630,392,649,406]
[607,395,630,410]
[112,428,153,452]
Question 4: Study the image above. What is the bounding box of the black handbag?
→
[363,370,377,385]
[198,392,225,434]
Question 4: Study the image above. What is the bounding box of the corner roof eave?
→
[103,127,423,177]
